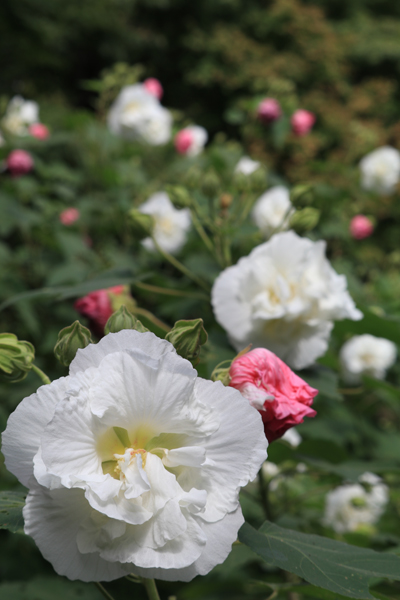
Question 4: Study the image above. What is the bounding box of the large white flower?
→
[323,472,388,533]
[139,192,191,254]
[108,84,172,145]
[340,334,397,384]
[251,186,294,237]
[211,231,362,369]
[2,96,39,136]
[359,146,400,195]
[2,331,267,582]
[234,156,260,175]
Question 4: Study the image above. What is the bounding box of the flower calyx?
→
[289,207,320,232]
[164,184,192,208]
[128,208,154,239]
[0,333,35,382]
[54,320,92,366]
[104,305,149,334]
[165,318,208,366]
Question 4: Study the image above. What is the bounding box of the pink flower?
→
[143,78,164,100]
[257,98,282,123]
[74,285,126,336]
[291,109,316,136]
[174,125,208,156]
[175,128,194,154]
[59,208,80,226]
[29,123,50,140]
[6,149,34,176]
[350,215,374,240]
[229,348,317,442]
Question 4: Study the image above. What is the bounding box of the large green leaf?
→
[0,490,26,533]
[239,521,400,599]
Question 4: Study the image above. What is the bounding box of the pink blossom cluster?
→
[257,98,315,136]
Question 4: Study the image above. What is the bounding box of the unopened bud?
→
[165,185,192,208]
[233,171,250,193]
[54,321,92,366]
[201,171,220,198]
[128,209,154,238]
[105,305,149,334]
[165,319,208,366]
[220,193,233,210]
[0,333,35,382]
[290,184,314,206]
[249,166,268,193]
[183,167,202,189]
[290,207,320,232]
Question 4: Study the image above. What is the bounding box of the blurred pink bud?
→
[291,109,316,136]
[6,149,34,176]
[74,285,127,336]
[29,123,50,140]
[257,98,282,123]
[229,348,317,442]
[143,78,164,100]
[59,208,80,226]
[350,215,374,240]
[174,128,194,154]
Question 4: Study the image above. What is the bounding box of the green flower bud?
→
[290,184,314,206]
[289,207,320,232]
[165,319,208,366]
[233,171,250,193]
[54,321,92,366]
[0,333,35,383]
[104,305,149,334]
[249,166,268,193]
[128,209,154,239]
[201,171,220,198]
[165,185,192,209]
[183,167,202,189]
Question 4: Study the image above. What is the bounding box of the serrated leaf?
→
[239,521,400,599]
[0,491,26,533]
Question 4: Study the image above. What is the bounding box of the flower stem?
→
[94,582,116,600]
[151,237,210,293]
[133,307,171,333]
[134,282,208,301]
[258,467,274,521]
[142,578,161,600]
[31,364,51,385]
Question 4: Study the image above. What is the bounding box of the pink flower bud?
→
[349,215,374,240]
[291,109,316,136]
[174,128,194,154]
[74,286,129,336]
[257,98,282,123]
[6,149,34,177]
[143,78,164,100]
[29,123,50,140]
[59,208,80,226]
[229,348,317,442]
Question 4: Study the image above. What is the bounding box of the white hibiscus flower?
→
[340,334,397,384]
[108,84,172,145]
[251,186,294,237]
[211,231,362,370]
[2,331,267,582]
[139,192,191,254]
[2,96,39,136]
[234,157,261,175]
[359,146,400,195]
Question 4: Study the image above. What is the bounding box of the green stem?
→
[31,364,51,385]
[133,307,171,333]
[94,582,116,600]
[190,209,215,256]
[152,237,210,293]
[133,281,208,301]
[142,578,161,600]
[258,467,274,522]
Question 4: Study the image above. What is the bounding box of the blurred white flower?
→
[108,84,172,145]
[2,330,267,582]
[2,96,39,136]
[261,461,280,479]
[323,472,388,533]
[252,186,294,237]
[212,231,362,370]
[281,428,302,447]
[340,334,397,384]
[139,192,191,254]
[235,157,260,175]
[359,146,400,195]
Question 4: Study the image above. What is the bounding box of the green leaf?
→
[239,521,400,599]
[0,576,103,599]
[0,490,26,533]
[300,365,342,400]
[298,457,400,481]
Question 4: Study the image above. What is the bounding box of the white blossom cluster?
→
[2,96,39,136]
[340,334,397,384]
[138,192,191,254]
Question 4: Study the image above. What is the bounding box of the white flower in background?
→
[252,186,294,237]
[340,334,397,384]
[261,461,280,479]
[211,231,362,370]
[139,192,191,254]
[2,331,267,582]
[281,428,302,447]
[2,96,39,136]
[107,84,172,145]
[235,156,260,175]
[323,472,388,533]
[359,146,400,195]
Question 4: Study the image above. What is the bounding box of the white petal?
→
[161,446,207,468]
[2,377,69,486]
